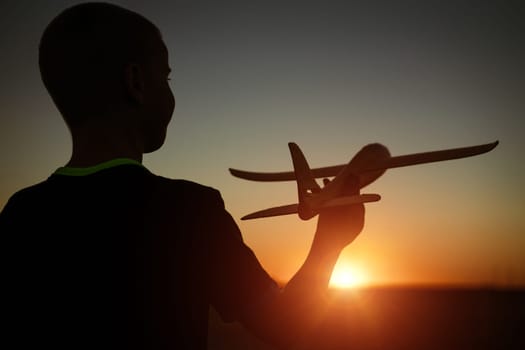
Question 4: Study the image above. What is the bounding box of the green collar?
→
[54,158,145,176]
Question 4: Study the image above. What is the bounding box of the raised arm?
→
[240,176,366,348]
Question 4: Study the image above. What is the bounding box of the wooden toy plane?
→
[229,141,498,220]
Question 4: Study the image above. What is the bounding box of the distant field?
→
[208,287,525,350]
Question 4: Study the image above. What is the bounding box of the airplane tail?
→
[288,142,320,219]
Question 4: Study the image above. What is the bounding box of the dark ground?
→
[208,287,525,350]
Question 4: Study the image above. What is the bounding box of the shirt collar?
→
[54,158,145,176]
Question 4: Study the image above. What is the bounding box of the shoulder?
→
[2,180,50,209]
[150,176,225,209]
[0,179,53,226]
[156,177,219,195]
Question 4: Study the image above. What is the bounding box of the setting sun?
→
[329,263,368,289]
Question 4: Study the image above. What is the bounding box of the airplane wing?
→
[322,193,381,208]
[229,141,498,182]
[230,165,341,182]
[241,204,299,220]
[241,194,381,220]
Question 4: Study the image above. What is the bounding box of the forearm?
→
[285,236,342,296]
[244,201,365,347]
[243,234,344,349]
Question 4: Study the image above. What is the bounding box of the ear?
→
[124,63,145,105]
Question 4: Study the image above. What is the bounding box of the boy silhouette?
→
[0,3,366,349]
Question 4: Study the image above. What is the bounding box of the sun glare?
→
[329,264,368,289]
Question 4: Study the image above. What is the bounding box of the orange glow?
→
[329,262,369,288]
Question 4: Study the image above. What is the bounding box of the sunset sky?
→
[1,0,523,287]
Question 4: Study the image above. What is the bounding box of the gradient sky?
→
[1,0,524,287]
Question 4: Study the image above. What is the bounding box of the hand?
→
[315,175,365,251]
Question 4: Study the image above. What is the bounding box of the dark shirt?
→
[0,161,278,350]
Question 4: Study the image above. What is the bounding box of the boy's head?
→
[39,2,174,153]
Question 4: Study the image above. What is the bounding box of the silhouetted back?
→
[1,163,276,349]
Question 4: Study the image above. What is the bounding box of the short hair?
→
[39,2,162,127]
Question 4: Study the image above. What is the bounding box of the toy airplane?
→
[229,141,498,220]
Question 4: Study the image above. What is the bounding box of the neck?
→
[67,122,143,167]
